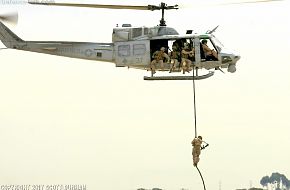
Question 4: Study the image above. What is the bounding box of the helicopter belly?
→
[195,61,221,70]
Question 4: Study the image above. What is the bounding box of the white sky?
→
[0,0,290,190]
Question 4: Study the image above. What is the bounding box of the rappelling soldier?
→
[191,136,209,167]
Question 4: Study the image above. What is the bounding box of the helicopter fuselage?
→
[0,22,240,77]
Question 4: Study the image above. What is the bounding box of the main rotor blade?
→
[28,1,150,10]
[0,12,18,25]
[218,0,283,5]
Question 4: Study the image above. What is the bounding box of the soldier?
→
[168,45,180,73]
[150,47,170,75]
[201,39,218,60]
[191,136,208,167]
[181,44,194,74]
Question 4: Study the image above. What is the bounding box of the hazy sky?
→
[0,0,290,190]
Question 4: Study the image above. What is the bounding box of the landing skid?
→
[144,71,214,80]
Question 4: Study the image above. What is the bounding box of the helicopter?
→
[0,1,242,80]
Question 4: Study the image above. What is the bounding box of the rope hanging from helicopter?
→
[192,69,207,190]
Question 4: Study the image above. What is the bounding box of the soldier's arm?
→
[152,51,157,58]
[202,140,208,145]
[191,139,196,146]
[189,49,194,57]
[201,141,209,150]
[164,53,170,61]
[182,49,188,55]
[203,45,212,52]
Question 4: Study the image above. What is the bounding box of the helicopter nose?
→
[227,54,241,73]
[234,55,241,62]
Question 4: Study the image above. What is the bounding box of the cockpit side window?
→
[200,38,219,61]
[201,38,216,51]
[211,36,224,53]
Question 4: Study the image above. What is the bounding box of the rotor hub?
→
[148,2,178,26]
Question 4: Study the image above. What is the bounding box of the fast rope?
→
[192,68,207,190]
[196,166,206,190]
[193,69,197,138]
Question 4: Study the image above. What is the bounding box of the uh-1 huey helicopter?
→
[0,1,241,80]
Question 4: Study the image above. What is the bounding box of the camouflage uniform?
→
[169,46,180,73]
[150,47,169,75]
[201,39,218,60]
[191,136,203,167]
[181,46,193,74]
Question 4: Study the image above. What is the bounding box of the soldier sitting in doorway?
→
[150,47,170,75]
[181,43,194,74]
[168,45,181,73]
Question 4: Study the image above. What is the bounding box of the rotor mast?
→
[148,2,178,26]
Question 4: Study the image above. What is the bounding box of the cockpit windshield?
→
[211,35,224,52]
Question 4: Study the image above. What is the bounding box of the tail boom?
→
[21,41,114,62]
[0,21,23,48]
[0,21,114,63]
